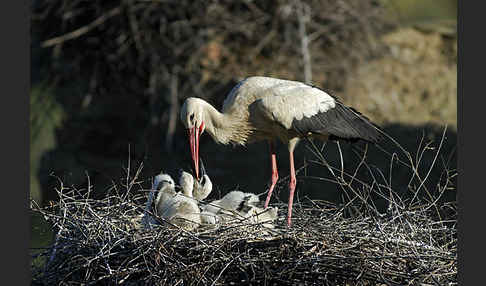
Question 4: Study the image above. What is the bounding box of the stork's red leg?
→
[287,149,297,227]
[264,141,279,208]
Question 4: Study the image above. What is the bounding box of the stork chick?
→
[178,170,217,225]
[243,205,279,229]
[145,172,202,231]
[142,173,176,228]
[202,191,259,215]
[161,172,202,231]
[202,190,278,227]
[193,173,213,201]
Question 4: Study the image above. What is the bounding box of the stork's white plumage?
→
[142,173,176,228]
[193,173,213,201]
[149,172,202,231]
[180,76,382,227]
[201,190,278,228]
[202,191,260,215]
[243,205,278,229]
[177,169,216,225]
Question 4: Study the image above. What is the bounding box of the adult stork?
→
[180,76,382,227]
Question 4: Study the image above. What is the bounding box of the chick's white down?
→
[148,172,201,231]
[202,191,278,227]
[144,171,277,229]
[193,174,212,201]
[142,174,176,228]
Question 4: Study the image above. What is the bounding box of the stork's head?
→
[180,97,206,179]
[152,174,175,192]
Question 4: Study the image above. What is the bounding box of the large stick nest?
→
[31,179,456,285]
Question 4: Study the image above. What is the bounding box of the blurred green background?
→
[30,0,457,269]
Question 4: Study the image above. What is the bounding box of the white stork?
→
[192,173,213,202]
[201,190,279,228]
[145,172,203,231]
[202,190,260,215]
[177,168,217,225]
[142,173,176,228]
[180,76,382,227]
[163,171,202,231]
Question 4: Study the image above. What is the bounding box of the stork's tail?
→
[329,103,383,144]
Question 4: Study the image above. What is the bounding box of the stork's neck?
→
[182,185,193,198]
[201,100,252,145]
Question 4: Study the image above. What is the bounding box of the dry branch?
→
[41,7,121,48]
[31,140,457,285]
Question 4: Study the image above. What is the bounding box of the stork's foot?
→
[286,216,292,228]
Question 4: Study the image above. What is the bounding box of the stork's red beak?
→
[188,123,204,179]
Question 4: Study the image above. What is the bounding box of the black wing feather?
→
[291,100,382,144]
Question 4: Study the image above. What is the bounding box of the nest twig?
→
[31,190,456,285]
